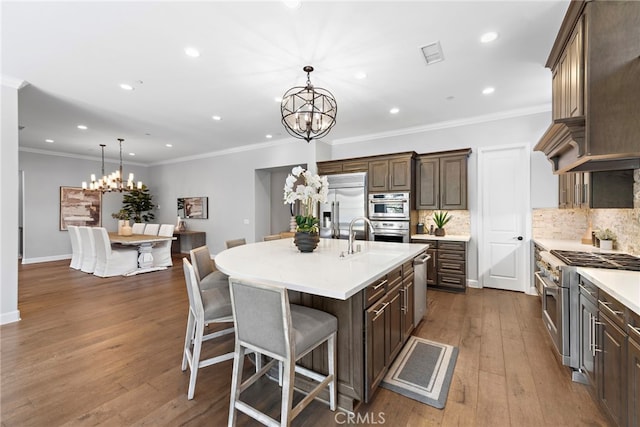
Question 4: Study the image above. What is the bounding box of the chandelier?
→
[82,138,142,192]
[280,65,337,142]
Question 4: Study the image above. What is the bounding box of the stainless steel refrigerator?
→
[319,172,367,240]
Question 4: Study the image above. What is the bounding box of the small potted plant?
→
[595,228,616,250]
[111,209,132,236]
[432,211,452,237]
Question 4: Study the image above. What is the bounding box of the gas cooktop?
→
[550,250,640,272]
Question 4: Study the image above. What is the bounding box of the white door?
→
[478,145,529,292]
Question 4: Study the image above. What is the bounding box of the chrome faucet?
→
[348,216,375,254]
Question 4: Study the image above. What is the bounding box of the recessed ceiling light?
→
[274,96,283,103]
[45,139,54,143]
[482,87,495,95]
[185,47,200,58]
[390,107,400,114]
[266,134,273,139]
[165,144,173,148]
[128,153,136,156]
[212,115,222,121]
[77,125,88,130]
[480,32,499,43]
[355,72,367,80]
[120,83,134,91]
[283,0,301,9]
[446,95,455,101]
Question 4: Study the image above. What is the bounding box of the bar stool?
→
[181,258,235,400]
[228,277,337,426]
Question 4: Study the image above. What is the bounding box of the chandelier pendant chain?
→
[82,138,143,192]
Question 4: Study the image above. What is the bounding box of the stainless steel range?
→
[535,249,640,370]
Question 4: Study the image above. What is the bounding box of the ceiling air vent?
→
[420,41,444,65]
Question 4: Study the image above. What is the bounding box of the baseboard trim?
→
[467,279,480,289]
[21,254,71,265]
[1,310,21,325]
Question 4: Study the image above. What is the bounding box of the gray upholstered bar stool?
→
[190,245,229,291]
[181,258,235,400]
[228,277,337,427]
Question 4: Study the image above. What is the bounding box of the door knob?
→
[516,236,523,241]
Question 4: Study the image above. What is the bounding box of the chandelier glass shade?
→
[280,66,337,143]
[82,138,142,192]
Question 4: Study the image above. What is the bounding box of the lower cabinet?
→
[412,239,466,292]
[598,310,627,427]
[627,310,640,427]
[578,284,598,389]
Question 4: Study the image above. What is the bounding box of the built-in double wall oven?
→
[368,193,410,243]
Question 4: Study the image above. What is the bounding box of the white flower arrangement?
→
[283,166,329,232]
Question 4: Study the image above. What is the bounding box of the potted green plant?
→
[595,228,616,250]
[121,185,155,223]
[283,166,328,252]
[432,211,452,237]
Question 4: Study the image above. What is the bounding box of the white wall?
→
[18,151,150,263]
[149,140,313,254]
[1,82,21,324]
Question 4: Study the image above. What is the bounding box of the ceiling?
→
[2,1,569,166]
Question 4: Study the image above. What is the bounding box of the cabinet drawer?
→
[402,260,413,277]
[578,275,598,305]
[438,250,465,262]
[387,266,402,288]
[598,290,625,330]
[437,273,466,290]
[365,277,388,308]
[628,310,640,343]
[438,259,465,274]
[438,241,465,251]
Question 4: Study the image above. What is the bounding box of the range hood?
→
[535,116,640,174]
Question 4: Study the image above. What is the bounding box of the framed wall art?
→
[59,186,102,230]
[177,196,208,219]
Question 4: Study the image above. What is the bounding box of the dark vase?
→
[294,231,320,253]
[434,227,445,236]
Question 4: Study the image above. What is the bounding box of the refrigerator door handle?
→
[334,201,340,238]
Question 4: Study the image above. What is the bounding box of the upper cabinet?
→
[559,170,634,209]
[317,159,369,175]
[368,154,414,192]
[535,1,640,173]
[416,149,471,210]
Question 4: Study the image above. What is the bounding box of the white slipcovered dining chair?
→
[67,225,83,270]
[181,258,235,400]
[225,238,246,249]
[78,226,97,273]
[190,245,229,291]
[143,223,160,235]
[151,224,174,267]
[131,223,146,234]
[228,277,337,426]
[92,227,139,277]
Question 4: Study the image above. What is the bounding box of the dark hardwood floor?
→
[1,257,610,426]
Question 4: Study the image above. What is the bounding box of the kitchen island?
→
[215,238,428,410]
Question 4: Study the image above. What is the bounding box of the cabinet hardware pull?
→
[373,302,389,318]
[372,280,387,291]
[628,323,640,339]
[578,284,596,297]
[599,301,623,317]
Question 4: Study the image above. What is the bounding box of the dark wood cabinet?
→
[578,279,598,390]
[368,154,413,192]
[411,239,466,292]
[171,231,206,254]
[598,310,627,427]
[386,282,403,364]
[317,159,369,175]
[426,246,437,287]
[558,170,634,209]
[416,149,470,210]
[401,260,415,342]
[628,319,640,427]
[552,15,583,121]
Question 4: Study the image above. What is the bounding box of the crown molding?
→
[1,75,29,90]
[19,146,148,167]
[330,104,552,146]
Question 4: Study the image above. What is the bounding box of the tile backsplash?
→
[533,169,640,256]
[416,210,470,235]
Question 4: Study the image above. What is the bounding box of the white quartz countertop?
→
[214,238,428,300]
[533,238,624,254]
[411,234,470,242]
[577,268,640,315]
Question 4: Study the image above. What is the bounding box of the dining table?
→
[108,232,176,276]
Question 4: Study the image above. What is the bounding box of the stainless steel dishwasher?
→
[413,251,430,324]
